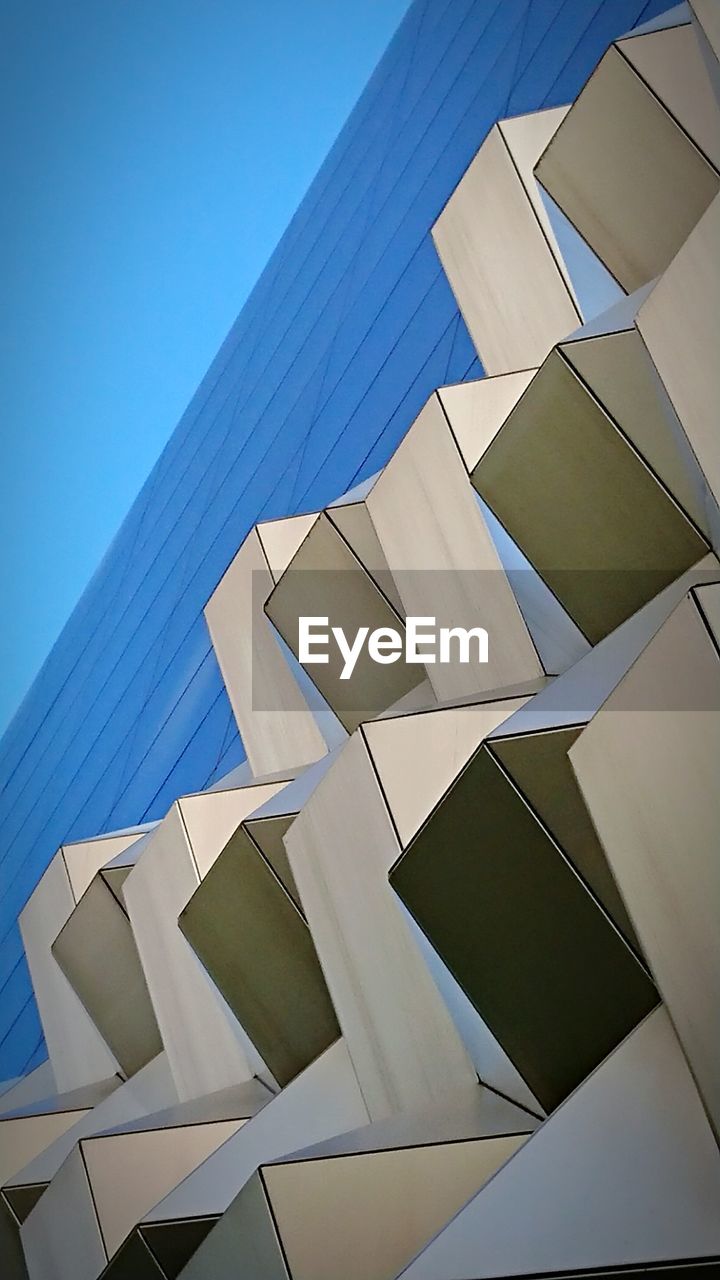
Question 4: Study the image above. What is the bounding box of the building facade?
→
[2,1,719,1276]
[0,0,672,1081]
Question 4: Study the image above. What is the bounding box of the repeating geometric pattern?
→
[0,0,673,1083]
[1,2,719,1278]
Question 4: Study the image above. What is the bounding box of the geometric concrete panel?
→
[21,1084,263,1280]
[249,1131,528,1280]
[637,192,720,521]
[483,554,720,738]
[562,325,715,542]
[60,829,158,903]
[266,512,424,732]
[3,1183,45,1226]
[535,26,720,291]
[0,1077,117,1192]
[122,785,286,1101]
[692,0,720,114]
[82,1119,243,1263]
[489,725,639,950]
[399,902,545,1119]
[179,820,340,1089]
[184,1084,534,1280]
[1,1052,176,1213]
[243,812,300,908]
[436,371,536,473]
[618,23,720,172]
[18,830,147,1093]
[256,512,318,583]
[325,501,404,616]
[91,1230,164,1279]
[398,1010,720,1277]
[432,109,581,374]
[287,1083,537,1158]
[390,740,658,1112]
[183,1170,289,1280]
[51,871,162,1080]
[176,782,288,880]
[364,393,545,699]
[146,1042,370,1271]
[472,348,708,643]
[132,1219,219,1279]
[21,1145,107,1280]
[361,695,530,846]
[258,1084,534,1280]
[570,587,720,1139]
[692,0,720,71]
[11,10,720,1276]
[475,492,593,680]
[284,732,477,1120]
[204,527,330,776]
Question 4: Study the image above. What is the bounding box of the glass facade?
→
[0,0,669,1078]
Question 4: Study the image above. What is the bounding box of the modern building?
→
[0,0,675,1083]
[2,0,719,1276]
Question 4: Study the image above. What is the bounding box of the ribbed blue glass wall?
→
[0,0,670,1079]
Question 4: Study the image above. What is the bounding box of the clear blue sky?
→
[0,0,410,735]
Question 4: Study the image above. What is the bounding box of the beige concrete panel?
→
[498,106,578,301]
[399,1010,720,1277]
[145,1040,368,1225]
[563,326,715,539]
[437,372,536,472]
[123,805,257,1101]
[400,905,545,1117]
[4,1053,176,1192]
[490,726,638,949]
[487,554,720,735]
[0,1108,92,1187]
[379,677,437,716]
[637,192,720,514]
[284,733,476,1120]
[185,1170,289,1279]
[82,1119,244,1260]
[326,502,403,613]
[691,0,720,62]
[21,1146,105,1280]
[256,513,317,582]
[245,814,300,907]
[61,830,148,901]
[365,394,544,699]
[267,513,424,731]
[432,119,580,373]
[182,1080,530,1280]
[180,821,339,1089]
[204,528,329,775]
[19,854,121,1093]
[265,1133,527,1280]
[291,1084,535,1159]
[535,43,720,291]
[570,591,720,1137]
[51,875,163,1080]
[361,696,528,844]
[618,23,720,169]
[177,782,286,879]
[101,1078,269,1133]
[473,350,708,644]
